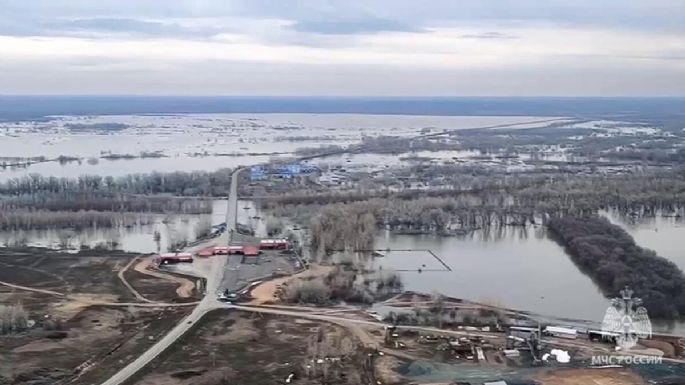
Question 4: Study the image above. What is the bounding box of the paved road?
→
[100,168,243,385]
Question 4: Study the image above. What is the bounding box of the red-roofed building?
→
[259,239,289,250]
[155,253,193,265]
[243,246,259,256]
[197,247,215,257]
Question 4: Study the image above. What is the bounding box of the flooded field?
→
[604,210,685,272]
[0,215,210,254]
[0,154,272,180]
[0,197,270,256]
[0,113,554,181]
[374,227,611,323]
[372,222,685,334]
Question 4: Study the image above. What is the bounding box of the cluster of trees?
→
[295,145,344,157]
[264,168,685,240]
[310,204,376,255]
[548,215,685,319]
[2,194,212,214]
[386,305,505,328]
[604,147,685,163]
[194,216,213,239]
[284,266,402,305]
[65,122,128,132]
[0,169,233,197]
[0,209,151,231]
[284,279,331,304]
[304,328,363,384]
[0,170,230,231]
[0,303,28,334]
[0,156,49,169]
[166,227,189,252]
[264,217,284,237]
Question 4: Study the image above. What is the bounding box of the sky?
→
[0,0,684,96]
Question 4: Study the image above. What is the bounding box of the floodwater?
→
[0,200,236,253]
[0,155,272,181]
[0,215,207,254]
[603,209,685,272]
[0,113,553,181]
[0,198,269,254]
[213,199,268,238]
[602,209,685,334]
[375,219,685,334]
[374,227,611,324]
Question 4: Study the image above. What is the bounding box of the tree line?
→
[548,215,685,319]
[0,209,153,231]
[262,168,685,237]
[0,170,230,230]
[1,194,212,214]
[0,169,233,197]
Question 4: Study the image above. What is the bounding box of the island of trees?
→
[548,215,685,319]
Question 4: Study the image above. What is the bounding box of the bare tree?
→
[0,303,28,334]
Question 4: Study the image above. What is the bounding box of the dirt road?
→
[132,256,195,298]
[248,264,333,305]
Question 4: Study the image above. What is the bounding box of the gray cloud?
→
[0,0,683,96]
[63,18,192,36]
[289,18,421,35]
[3,0,685,38]
[0,17,221,39]
[459,32,517,39]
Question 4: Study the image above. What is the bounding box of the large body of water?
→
[2,96,682,121]
[374,217,685,334]
[604,210,685,272]
[375,227,610,324]
[0,113,552,181]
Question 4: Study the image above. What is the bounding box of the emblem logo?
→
[601,287,652,350]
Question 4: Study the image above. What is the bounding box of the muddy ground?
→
[0,247,191,384]
[124,256,201,303]
[0,247,136,301]
[533,367,647,385]
[131,309,375,385]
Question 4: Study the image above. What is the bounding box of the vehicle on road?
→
[219,289,239,302]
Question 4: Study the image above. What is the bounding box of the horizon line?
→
[2,95,685,99]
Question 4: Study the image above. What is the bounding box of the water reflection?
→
[374,226,610,323]
[603,208,685,272]
[0,200,237,253]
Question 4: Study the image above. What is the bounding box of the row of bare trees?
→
[1,194,213,214]
[0,209,153,231]
[0,303,28,334]
[304,328,362,384]
[264,169,685,241]
[0,169,233,196]
[0,170,227,232]
[310,204,377,255]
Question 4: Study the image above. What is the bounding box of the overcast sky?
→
[1,0,683,96]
